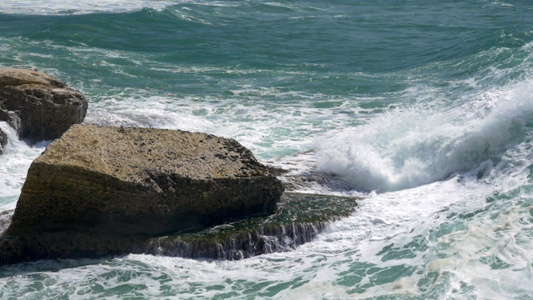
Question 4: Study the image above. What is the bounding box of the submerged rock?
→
[139,193,359,260]
[0,68,87,143]
[0,125,284,264]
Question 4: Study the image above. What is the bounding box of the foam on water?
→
[0,0,251,15]
[315,78,533,192]
[84,93,326,160]
[0,85,531,299]
[1,152,529,298]
[0,0,176,15]
[0,123,45,211]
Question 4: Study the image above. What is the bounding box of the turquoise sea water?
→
[1,0,533,298]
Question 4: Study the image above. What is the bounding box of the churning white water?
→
[315,79,533,192]
[0,122,45,211]
[0,0,177,15]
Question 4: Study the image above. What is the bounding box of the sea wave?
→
[0,0,257,16]
[315,77,533,192]
[0,0,178,15]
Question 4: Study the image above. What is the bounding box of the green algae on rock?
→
[140,193,359,260]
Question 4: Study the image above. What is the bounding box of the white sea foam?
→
[0,0,247,15]
[0,83,531,300]
[83,89,366,160]
[315,78,533,192]
[3,164,526,299]
[0,122,45,211]
[0,0,176,15]
[132,141,528,298]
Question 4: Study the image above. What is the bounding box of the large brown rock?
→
[1,125,284,263]
[0,68,88,143]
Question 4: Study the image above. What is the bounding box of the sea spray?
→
[315,79,533,192]
[0,122,44,212]
[0,122,24,154]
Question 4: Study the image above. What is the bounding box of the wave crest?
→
[315,80,533,192]
[0,0,176,15]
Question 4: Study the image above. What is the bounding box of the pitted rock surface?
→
[0,68,87,143]
[1,125,284,264]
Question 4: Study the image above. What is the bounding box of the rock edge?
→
[0,68,88,147]
[0,125,285,264]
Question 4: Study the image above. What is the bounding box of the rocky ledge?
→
[0,125,284,264]
[0,68,88,152]
[139,193,358,260]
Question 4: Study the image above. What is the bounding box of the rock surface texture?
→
[0,125,284,264]
[0,68,88,143]
[141,193,358,260]
[0,128,7,154]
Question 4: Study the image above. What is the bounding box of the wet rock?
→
[0,68,87,143]
[0,125,284,264]
[0,128,7,154]
[139,193,359,260]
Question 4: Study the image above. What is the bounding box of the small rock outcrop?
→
[0,68,88,144]
[0,128,7,154]
[0,125,284,264]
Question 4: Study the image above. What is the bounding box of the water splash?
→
[315,79,533,192]
[0,122,45,211]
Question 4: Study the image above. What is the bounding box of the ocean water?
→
[1,0,533,298]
